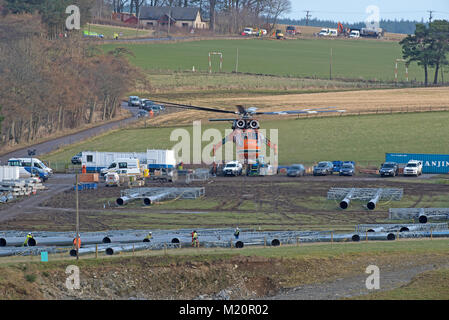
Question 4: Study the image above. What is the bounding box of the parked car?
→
[222,161,243,176]
[349,30,360,38]
[242,27,254,36]
[138,110,149,118]
[286,25,297,35]
[403,160,423,176]
[71,152,82,165]
[24,167,49,182]
[151,104,165,112]
[139,99,150,109]
[332,161,343,174]
[339,163,355,176]
[379,162,399,177]
[287,164,305,177]
[313,161,333,176]
[128,96,141,107]
[142,100,156,111]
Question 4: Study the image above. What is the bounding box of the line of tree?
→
[92,0,292,34]
[400,20,449,86]
[0,11,144,147]
[278,18,421,35]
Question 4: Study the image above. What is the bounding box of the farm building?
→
[139,6,208,29]
[112,12,138,24]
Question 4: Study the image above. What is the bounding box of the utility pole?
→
[167,6,172,36]
[75,174,79,261]
[135,4,141,38]
[304,10,312,26]
[428,10,433,24]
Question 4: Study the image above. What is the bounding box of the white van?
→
[350,30,360,38]
[318,28,330,36]
[10,158,53,175]
[100,158,141,177]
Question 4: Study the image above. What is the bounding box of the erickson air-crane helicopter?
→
[152,101,345,175]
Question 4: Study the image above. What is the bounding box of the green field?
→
[101,38,436,81]
[43,111,449,166]
[83,23,151,39]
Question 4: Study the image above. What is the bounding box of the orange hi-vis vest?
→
[73,237,81,249]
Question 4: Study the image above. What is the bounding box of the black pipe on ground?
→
[235,241,244,248]
[419,215,428,224]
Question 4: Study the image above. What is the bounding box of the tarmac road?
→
[0,103,139,164]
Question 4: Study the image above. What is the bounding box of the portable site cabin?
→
[146,150,176,170]
[81,150,176,173]
[81,151,147,173]
[0,166,20,181]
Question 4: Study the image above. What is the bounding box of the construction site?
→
[2,0,449,306]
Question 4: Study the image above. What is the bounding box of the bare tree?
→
[263,0,291,33]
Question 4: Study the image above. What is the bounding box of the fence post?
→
[95,244,98,259]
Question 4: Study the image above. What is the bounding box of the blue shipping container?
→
[385,153,449,174]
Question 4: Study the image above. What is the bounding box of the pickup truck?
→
[403,160,423,176]
[223,161,243,176]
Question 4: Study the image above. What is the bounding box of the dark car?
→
[287,164,305,177]
[339,163,355,176]
[138,110,149,118]
[71,152,82,165]
[313,161,333,176]
[286,25,297,35]
[151,104,165,112]
[379,162,399,177]
[142,100,156,111]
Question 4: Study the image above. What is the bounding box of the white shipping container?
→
[0,166,20,181]
[146,149,176,168]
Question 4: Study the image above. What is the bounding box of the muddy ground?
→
[1,173,448,232]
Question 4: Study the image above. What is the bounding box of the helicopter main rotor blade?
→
[209,118,238,122]
[256,109,346,115]
[152,100,238,115]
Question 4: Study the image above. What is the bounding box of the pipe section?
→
[367,189,382,210]
[340,188,355,210]
[116,193,140,206]
[143,192,172,206]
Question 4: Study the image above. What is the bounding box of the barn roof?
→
[140,7,201,21]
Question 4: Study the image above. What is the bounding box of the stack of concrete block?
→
[0,178,46,198]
